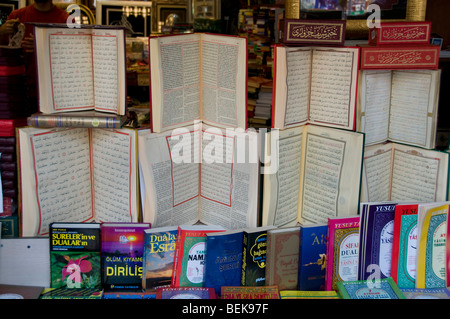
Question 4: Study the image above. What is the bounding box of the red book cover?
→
[360,45,440,70]
[369,22,432,46]
[283,19,346,46]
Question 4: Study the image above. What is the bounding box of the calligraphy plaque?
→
[283,19,346,46]
[359,45,440,70]
[369,22,432,46]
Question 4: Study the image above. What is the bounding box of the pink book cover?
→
[325,216,360,291]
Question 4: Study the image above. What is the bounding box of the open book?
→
[138,123,259,229]
[149,33,247,133]
[271,45,359,131]
[34,24,126,115]
[262,124,364,227]
[357,69,441,149]
[361,142,449,203]
[18,127,139,236]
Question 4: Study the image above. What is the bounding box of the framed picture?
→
[154,2,192,33]
[292,0,427,38]
[96,0,152,37]
[0,0,26,25]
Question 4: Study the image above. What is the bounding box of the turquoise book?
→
[101,222,151,291]
[337,277,405,299]
[391,203,419,289]
[204,229,244,296]
[142,226,178,292]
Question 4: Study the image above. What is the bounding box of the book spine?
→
[241,232,248,286]
[27,114,124,128]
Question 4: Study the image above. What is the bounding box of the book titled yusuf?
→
[34,24,126,115]
[357,69,441,149]
[149,33,247,133]
[416,202,449,289]
[101,222,151,291]
[325,216,360,291]
[138,123,259,230]
[271,45,359,130]
[262,124,364,227]
[358,202,397,281]
[171,225,225,288]
[142,226,178,292]
[360,142,449,204]
[49,222,101,289]
[18,127,139,236]
[265,226,300,291]
[298,223,327,291]
[390,203,419,289]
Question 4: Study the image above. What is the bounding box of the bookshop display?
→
[1,12,450,301]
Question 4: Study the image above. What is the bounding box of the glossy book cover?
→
[101,223,151,290]
[325,216,360,291]
[49,223,101,289]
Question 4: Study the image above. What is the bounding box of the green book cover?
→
[49,222,101,289]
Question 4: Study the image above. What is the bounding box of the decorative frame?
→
[96,0,153,37]
[286,0,428,39]
[153,2,192,34]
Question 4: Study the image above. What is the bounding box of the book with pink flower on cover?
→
[49,222,101,289]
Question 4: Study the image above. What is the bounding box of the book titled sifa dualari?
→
[101,222,151,291]
[49,222,101,289]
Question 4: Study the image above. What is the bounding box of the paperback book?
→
[298,223,327,291]
[265,226,300,290]
[49,222,101,289]
[171,225,226,287]
[358,202,397,281]
[204,229,244,296]
[325,216,360,291]
[390,203,419,288]
[142,226,178,291]
[337,277,405,299]
[241,226,276,287]
[101,222,151,291]
[416,202,449,289]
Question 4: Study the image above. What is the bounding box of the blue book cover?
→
[298,223,327,291]
[358,202,397,281]
[142,226,178,291]
[337,277,405,299]
[204,229,244,296]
